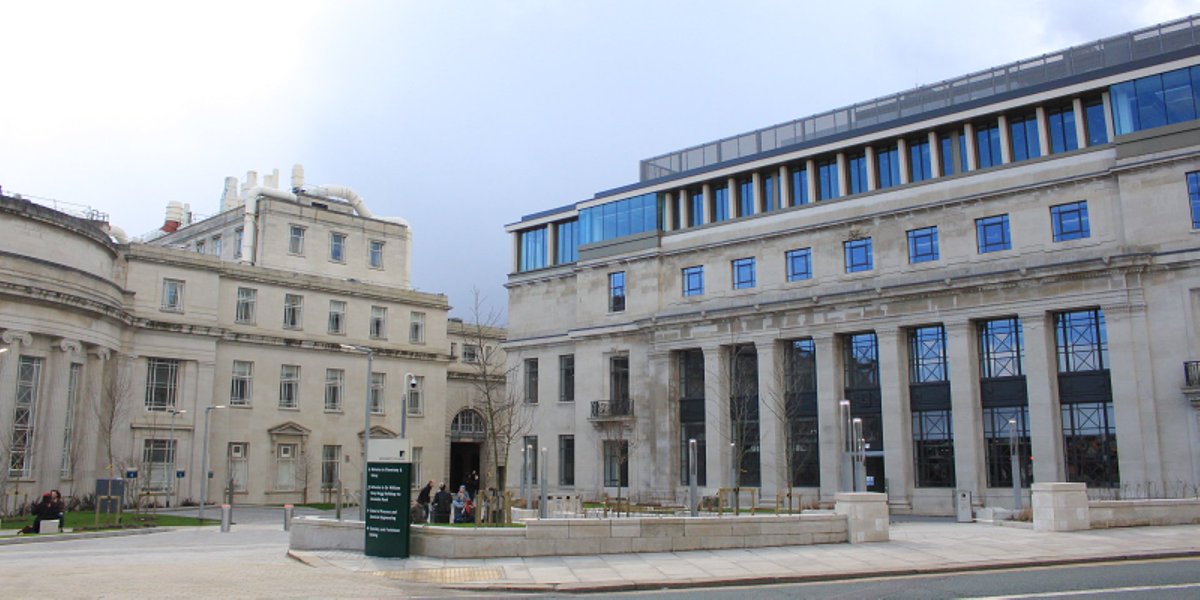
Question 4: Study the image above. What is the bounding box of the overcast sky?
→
[3,1,1198,321]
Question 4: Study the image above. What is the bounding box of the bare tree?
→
[707,319,761,513]
[759,339,820,512]
[462,288,531,493]
[597,419,636,515]
[95,356,135,483]
[296,442,314,505]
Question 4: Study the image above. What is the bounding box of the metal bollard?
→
[220,504,232,532]
[283,504,294,531]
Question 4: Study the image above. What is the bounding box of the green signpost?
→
[364,461,411,558]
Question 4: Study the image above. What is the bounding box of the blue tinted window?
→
[844,238,873,273]
[976,123,1002,168]
[976,215,1011,253]
[1047,106,1078,154]
[519,227,546,272]
[763,175,777,212]
[555,219,578,264]
[877,146,900,189]
[786,248,812,281]
[608,272,625,312]
[1009,114,1040,161]
[738,179,754,217]
[1163,68,1197,124]
[578,192,661,245]
[682,266,704,297]
[817,159,839,200]
[1112,66,1200,136]
[1085,99,1108,145]
[907,226,939,263]
[712,186,729,222]
[848,153,867,194]
[909,325,948,383]
[959,133,969,172]
[909,139,932,182]
[979,317,1024,378]
[1110,81,1137,135]
[939,134,956,176]
[791,166,810,206]
[732,258,756,289]
[1055,309,1107,373]
[1188,172,1200,229]
[1051,201,1090,242]
[1136,75,1168,130]
[690,190,704,227]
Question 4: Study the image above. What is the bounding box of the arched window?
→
[450,409,486,439]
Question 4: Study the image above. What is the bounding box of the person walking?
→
[416,480,433,521]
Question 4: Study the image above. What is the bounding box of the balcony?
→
[589,399,634,422]
[1183,361,1200,411]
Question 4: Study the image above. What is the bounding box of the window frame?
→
[407,375,424,416]
[370,372,386,415]
[324,368,344,411]
[368,239,385,269]
[975,214,1012,254]
[229,360,253,406]
[329,231,347,263]
[559,354,575,403]
[608,271,626,312]
[731,257,756,289]
[906,226,940,264]
[370,306,387,340]
[288,225,306,255]
[409,311,425,344]
[524,358,539,404]
[1050,201,1091,242]
[145,357,180,411]
[235,287,257,324]
[279,364,300,409]
[283,294,304,330]
[682,265,704,296]
[843,238,874,273]
[161,278,185,312]
[1187,172,1200,229]
[328,300,347,335]
[786,248,812,281]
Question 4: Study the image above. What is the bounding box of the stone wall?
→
[1088,498,1200,529]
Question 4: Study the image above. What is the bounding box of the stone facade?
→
[504,19,1200,515]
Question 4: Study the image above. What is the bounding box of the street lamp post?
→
[851,417,865,492]
[403,373,415,439]
[198,405,226,521]
[167,409,186,508]
[840,400,852,492]
[340,344,374,521]
[1009,419,1022,511]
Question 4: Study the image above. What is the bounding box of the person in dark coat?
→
[430,483,453,524]
[466,470,480,499]
[416,480,434,520]
[23,490,65,534]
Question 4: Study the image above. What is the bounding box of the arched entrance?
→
[449,409,486,493]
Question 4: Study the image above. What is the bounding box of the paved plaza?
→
[1,507,1199,598]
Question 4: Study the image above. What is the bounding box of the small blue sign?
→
[125,469,138,479]
[176,470,186,479]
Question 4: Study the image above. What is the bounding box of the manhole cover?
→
[373,567,503,584]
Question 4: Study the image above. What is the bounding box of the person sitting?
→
[430,483,453,524]
[22,490,65,534]
[451,485,469,523]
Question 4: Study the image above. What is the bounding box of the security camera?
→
[407,374,418,390]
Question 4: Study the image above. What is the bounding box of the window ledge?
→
[278,406,300,411]
[324,409,344,414]
[228,404,251,409]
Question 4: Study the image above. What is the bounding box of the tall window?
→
[939,133,957,176]
[678,349,706,486]
[732,257,756,289]
[610,356,630,411]
[976,214,1011,253]
[407,375,423,415]
[234,228,244,259]
[524,358,539,403]
[8,356,43,478]
[143,439,175,492]
[226,442,248,493]
[523,435,539,484]
[410,446,423,485]
[145,358,179,411]
[275,443,298,491]
[603,440,629,487]
[409,311,425,343]
[161,279,184,312]
[979,317,1023,378]
[321,445,340,490]
[975,122,1002,168]
[370,306,387,339]
[786,248,812,281]
[462,344,479,363]
[608,272,626,312]
[324,368,344,411]
[558,435,575,486]
[983,408,1031,488]
[783,339,819,487]
[195,240,205,254]
[848,152,867,195]
[816,158,839,200]
[689,190,704,226]
[909,326,948,383]
[558,354,575,402]
[907,226,939,263]
[844,238,873,273]
[329,232,347,262]
[737,178,754,217]
[230,360,253,406]
[843,333,883,455]
[791,165,810,206]
[288,225,305,255]
[909,326,954,488]
[328,300,346,334]
[283,294,303,329]
[912,410,955,487]
[279,365,300,409]
[909,138,932,182]
[1055,309,1107,372]
[729,344,761,487]
[1009,113,1041,161]
[1084,97,1108,145]
[519,227,547,272]
[556,219,579,263]
[876,145,900,189]
[762,174,777,212]
[369,240,384,268]
[712,186,729,221]
[1056,309,1117,488]
[61,363,81,476]
[211,235,222,256]
[235,287,257,324]
[1046,105,1079,154]
[1051,201,1090,241]
[370,372,385,414]
[682,266,704,296]
[1188,172,1200,229]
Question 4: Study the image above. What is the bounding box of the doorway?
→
[449,442,481,493]
[864,454,886,493]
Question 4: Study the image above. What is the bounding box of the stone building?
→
[503,16,1200,514]
[0,166,502,511]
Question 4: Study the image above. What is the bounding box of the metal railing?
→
[639,14,1200,182]
[590,399,634,419]
[1184,361,1200,387]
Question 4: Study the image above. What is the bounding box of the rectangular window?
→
[230,360,253,406]
[558,354,575,402]
[279,365,300,409]
[1055,309,1107,373]
[603,440,629,487]
[737,178,754,217]
[791,165,810,206]
[1008,113,1041,161]
[1051,201,1090,242]
[410,447,422,486]
[519,227,547,271]
[369,240,384,268]
[211,235,222,256]
[844,238,873,273]
[576,191,661,244]
[556,219,579,263]
[523,436,539,484]
[1188,172,1200,229]
[976,214,1011,253]
[329,232,346,262]
[370,306,387,339]
[161,279,184,312]
[462,344,479,364]
[283,294,303,329]
[61,363,81,476]
[145,358,179,411]
[370,372,385,414]
[979,317,1023,378]
[689,190,704,226]
[682,266,704,296]
[909,139,932,183]
[608,272,626,311]
[783,340,818,487]
[227,442,248,493]
[328,300,346,334]
[910,325,948,383]
[321,445,340,490]
[324,368,344,411]
[975,122,1002,168]
[524,358,539,404]
[731,257,756,289]
[195,240,205,254]
[8,356,43,478]
[610,355,630,408]
[912,409,955,487]
[816,158,839,200]
[712,186,729,222]
[275,443,298,491]
[984,406,1032,488]
[678,349,707,486]
[959,132,969,173]
[939,133,956,176]
[1111,66,1200,136]
[558,435,575,486]
[1046,105,1079,154]
[876,145,900,189]
[142,439,176,492]
[1062,401,1119,488]
[235,287,257,324]
[407,375,423,415]
[847,152,867,195]
[785,248,812,281]
[409,311,425,343]
[234,228,244,259]
[907,226,940,263]
[762,174,777,212]
[289,225,306,255]
[1085,97,1108,145]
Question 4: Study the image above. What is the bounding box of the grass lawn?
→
[1,511,219,531]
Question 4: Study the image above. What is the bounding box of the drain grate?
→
[373,567,503,584]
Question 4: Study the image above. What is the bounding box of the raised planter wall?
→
[1088,498,1200,529]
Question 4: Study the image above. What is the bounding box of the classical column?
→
[751,171,763,213]
[928,131,942,178]
[836,153,848,198]
[778,165,791,209]
[897,138,911,185]
[662,193,675,233]
[702,344,729,492]
[643,349,675,497]
[877,327,910,509]
[865,146,878,192]
[963,123,977,171]
[814,333,843,504]
[546,222,558,266]
[726,177,738,218]
[1104,303,1163,484]
[806,159,818,202]
[1072,98,1088,149]
[1021,312,1064,483]
[679,188,692,228]
[83,346,112,484]
[1101,91,1116,141]
[997,115,1012,164]
[511,232,521,273]
[1035,106,1050,156]
[946,322,984,498]
[701,183,713,224]
[755,339,783,499]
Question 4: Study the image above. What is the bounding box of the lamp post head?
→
[840,400,850,407]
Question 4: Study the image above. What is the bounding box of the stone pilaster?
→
[755,339,783,499]
[1072,97,1088,149]
[963,123,977,171]
[814,333,843,504]
[701,344,729,492]
[946,322,984,497]
[1104,302,1163,484]
[1021,312,1064,483]
[877,327,910,508]
[997,115,1012,164]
